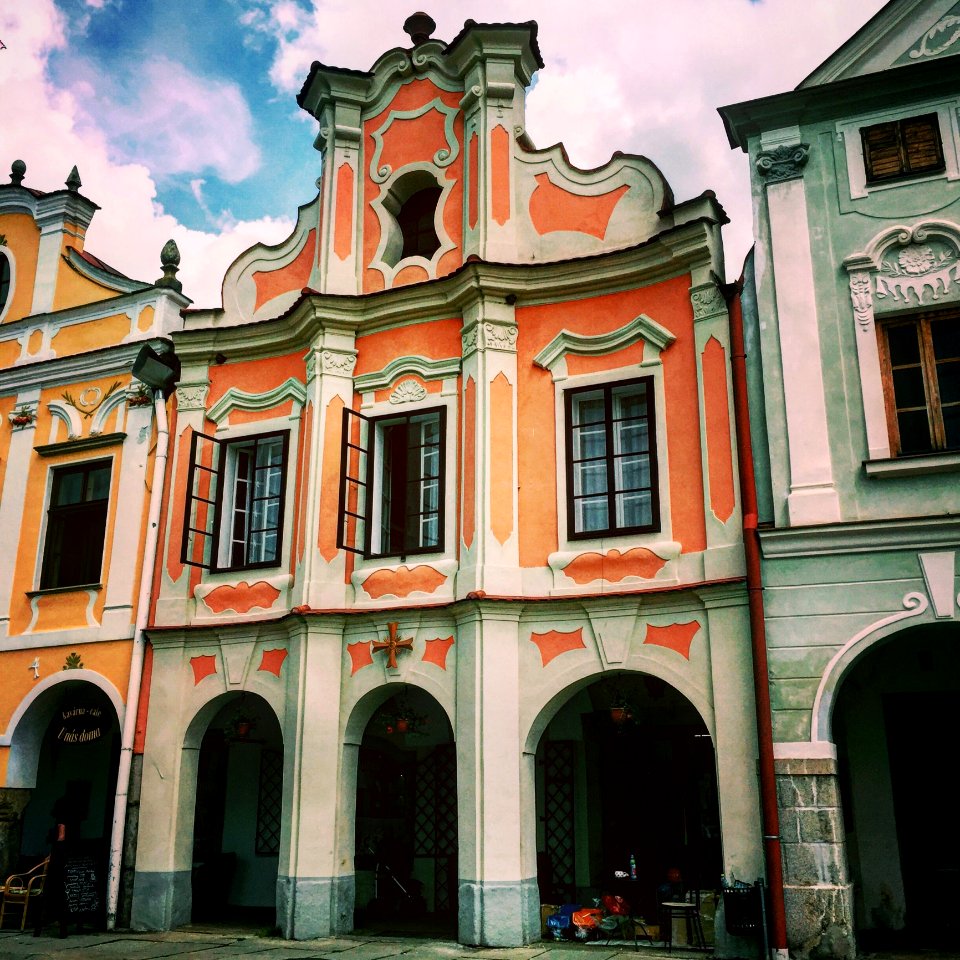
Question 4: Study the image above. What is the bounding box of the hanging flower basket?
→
[9,406,37,428]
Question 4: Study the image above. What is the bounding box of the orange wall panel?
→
[354,318,461,375]
[702,336,736,524]
[252,230,316,313]
[319,395,344,562]
[462,376,476,549]
[207,352,305,407]
[491,125,511,226]
[529,174,629,239]
[490,372,514,545]
[333,165,355,262]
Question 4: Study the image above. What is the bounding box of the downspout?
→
[725,275,788,959]
[105,390,169,929]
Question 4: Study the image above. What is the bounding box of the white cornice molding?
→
[759,515,960,558]
[353,354,461,393]
[0,341,148,395]
[533,313,675,378]
[206,376,307,426]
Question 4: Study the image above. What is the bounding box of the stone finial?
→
[10,160,26,186]
[403,12,436,45]
[65,165,81,192]
[156,238,183,293]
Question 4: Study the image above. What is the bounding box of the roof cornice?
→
[718,57,958,150]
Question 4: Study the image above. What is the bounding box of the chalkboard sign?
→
[63,854,100,917]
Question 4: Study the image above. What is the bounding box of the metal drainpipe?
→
[725,277,789,958]
[105,390,169,929]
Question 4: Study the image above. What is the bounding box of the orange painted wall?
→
[490,372,513,545]
[1,214,40,323]
[515,274,706,567]
[252,230,316,312]
[207,351,305,407]
[362,79,464,292]
[528,175,629,239]
[319,395,344,563]
[702,336,736,524]
[354,318,461,375]
[333,165,355,262]
[491,125,511,226]
[0,396,14,497]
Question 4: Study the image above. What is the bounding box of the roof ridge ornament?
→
[403,12,435,46]
[66,165,81,192]
[156,238,182,293]
[10,159,25,186]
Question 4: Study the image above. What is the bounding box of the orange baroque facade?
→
[129,17,761,952]
[0,162,188,920]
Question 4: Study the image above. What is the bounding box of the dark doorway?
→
[354,687,457,938]
[191,693,283,929]
[835,623,960,950]
[19,682,120,865]
[535,675,721,926]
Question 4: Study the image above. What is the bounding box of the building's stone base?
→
[130,869,191,930]
[776,758,856,959]
[458,877,539,946]
[784,883,855,960]
[277,874,353,939]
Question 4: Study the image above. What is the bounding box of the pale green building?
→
[720,1,960,956]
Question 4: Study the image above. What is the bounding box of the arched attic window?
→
[381,170,443,267]
[0,250,11,316]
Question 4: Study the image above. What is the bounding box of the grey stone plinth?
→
[784,883,855,960]
[458,877,539,946]
[130,869,191,930]
[277,875,353,939]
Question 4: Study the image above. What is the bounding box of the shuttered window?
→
[862,114,944,184]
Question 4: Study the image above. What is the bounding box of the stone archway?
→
[525,670,721,944]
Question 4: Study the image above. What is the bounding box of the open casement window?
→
[337,406,445,558]
[564,377,660,539]
[181,430,289,571]
[40,459,112,589]
[861,114,945,184]
[878,310,960,456]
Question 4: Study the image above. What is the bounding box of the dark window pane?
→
[931,321,960,363]
[887,324,921,365]
[892,367,927,409]
[897,409,933,454]
[936,358,960,405]
[943,403,960,451]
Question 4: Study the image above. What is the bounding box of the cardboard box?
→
[540,904,559,937]
[634,921,660,942]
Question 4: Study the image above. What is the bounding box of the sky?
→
[1,0,888,308]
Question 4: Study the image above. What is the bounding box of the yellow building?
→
[0,160,188,925]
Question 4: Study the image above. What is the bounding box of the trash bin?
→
[722,881,763,936]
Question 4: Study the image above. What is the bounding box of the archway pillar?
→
[454,602,539,946]
[130,640,198,931]
[772,744,854,959]
[278,617,349,940]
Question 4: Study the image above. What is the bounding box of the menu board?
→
[62,854,100,918]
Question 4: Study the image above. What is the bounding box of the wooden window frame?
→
[39,459,112,590]
[876,310,959,456]
[861,114,945,185]
[337,405,446,560]
[180,429,290,572]
[563,376,660,540]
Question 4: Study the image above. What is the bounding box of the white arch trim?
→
[810,592,930,744]
[521,658,714,756]
[206,377,307,427]
[45,399,82,440]
[0,669,125,746]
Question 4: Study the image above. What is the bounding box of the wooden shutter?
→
[180,430,223,569]
[336,407,371,555]
[862,121,903,182]
[903,114,944,175]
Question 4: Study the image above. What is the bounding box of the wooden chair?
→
[0,857,50,930]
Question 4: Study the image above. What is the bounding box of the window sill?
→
[26,583,103,598]
[863,451,960,478]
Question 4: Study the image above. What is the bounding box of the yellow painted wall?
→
[7,377,133,635]
[50,312,130,357]
[0,213,41,323]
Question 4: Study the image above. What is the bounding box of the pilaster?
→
[458,296,520,598]
[454,602,538,945]
[300,333,357,609]
[0,388,41,638]
[757,133,840,526]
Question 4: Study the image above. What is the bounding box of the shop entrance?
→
[535,674,721,926]
[190,693,283,928]
[18,680,120,865]
[354,687,457,938]
[834,622,960,950]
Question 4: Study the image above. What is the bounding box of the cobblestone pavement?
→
[2,928,956,960]
[0,930,704,960]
